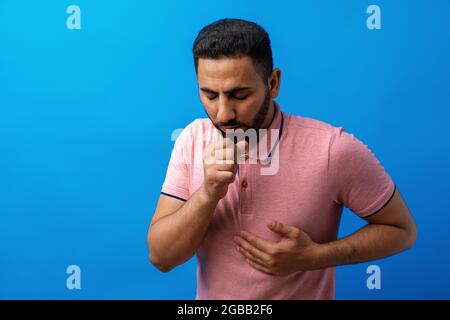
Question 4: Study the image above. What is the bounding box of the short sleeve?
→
[160,126,192,202]
[329,127,395,218]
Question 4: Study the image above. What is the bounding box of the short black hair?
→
[193,18,273,83]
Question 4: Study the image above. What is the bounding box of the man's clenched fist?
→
[202,137,247,202]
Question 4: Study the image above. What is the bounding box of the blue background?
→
[1,0,449,299]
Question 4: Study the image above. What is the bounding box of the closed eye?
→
[206,94,218,100]
[205,94,248,101]
[232,95,249,100]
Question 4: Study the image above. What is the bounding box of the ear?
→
[267,68,281,98]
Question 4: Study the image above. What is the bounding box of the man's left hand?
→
[233,220,323,276]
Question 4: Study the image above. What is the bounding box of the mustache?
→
[216,120,245,127]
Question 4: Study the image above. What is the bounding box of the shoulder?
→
[174,118,213,143]
[285,113,349,145]
[287,114,342,136]
[284,113,363,164]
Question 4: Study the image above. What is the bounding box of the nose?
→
[216,95,236,124]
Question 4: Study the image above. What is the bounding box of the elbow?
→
[149,251,174,273]
[407,226,417,249]
[147,228,174,273]
[403,221,417,250]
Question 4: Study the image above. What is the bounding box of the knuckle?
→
[269,248,279,257]
[217,174,232,184]
[266,258,275,267]
[291,229,300,238]
[225,172,236,182]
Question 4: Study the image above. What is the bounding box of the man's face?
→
[197,56,272,136]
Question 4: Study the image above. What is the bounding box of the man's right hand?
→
[202,137,248,202]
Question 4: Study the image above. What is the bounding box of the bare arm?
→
[316,188,417,267]
[233,187,417,275]
[147,187,219,272]
[148,138,246,272]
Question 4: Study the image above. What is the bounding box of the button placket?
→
[239,162,253,216]
[237,163,243,215]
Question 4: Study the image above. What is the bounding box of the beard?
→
[206,89,272,138]
[250,89,272,131]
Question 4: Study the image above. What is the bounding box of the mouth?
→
[221,125,240,130]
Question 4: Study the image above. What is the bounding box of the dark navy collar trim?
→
[266,112,284,160]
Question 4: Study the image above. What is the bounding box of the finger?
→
[213,138,237,164]
[206,138,232,160]
[214,171,236,184]
[235,140,248,163]
[213,163,236,172]
[204,142,217,164]
[238,231,275,254]
[214,137,235,151]
[246,259,275,275]
[267,220,300,239]
[214,147,235,165]
[205,143,235,169]
[217,138,247,162]
[235,245,268,267]
[234,235,272,263]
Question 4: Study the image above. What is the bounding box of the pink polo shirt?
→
[160,101,395,299]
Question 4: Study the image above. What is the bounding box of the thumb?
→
[235,139,248,163]
[267,220,300,238]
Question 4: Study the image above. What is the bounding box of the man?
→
[147,18,416,299]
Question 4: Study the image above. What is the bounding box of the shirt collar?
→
[247,100,284,163]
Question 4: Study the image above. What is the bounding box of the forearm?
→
[149,186,218,271]
[315,223,415,269]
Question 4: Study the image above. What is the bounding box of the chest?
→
[189,145,341,243]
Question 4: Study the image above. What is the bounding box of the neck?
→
[260,101,276,130]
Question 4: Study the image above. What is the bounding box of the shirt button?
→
[241,180,248,188]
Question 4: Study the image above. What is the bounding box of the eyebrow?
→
[200,86,252,95]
